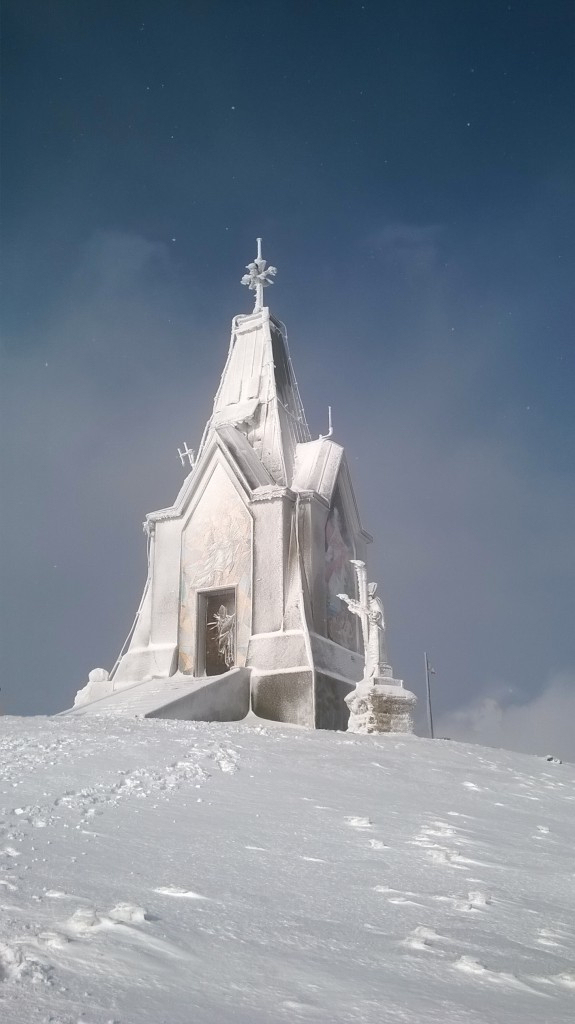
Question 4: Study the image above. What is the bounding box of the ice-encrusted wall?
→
[325,485,359,652]
[178,464,252,674]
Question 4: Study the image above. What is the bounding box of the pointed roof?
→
[194,241,311,485]
[292,438,373,542]
[198,304,310,486]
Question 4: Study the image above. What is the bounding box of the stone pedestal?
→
[345,677,417,734]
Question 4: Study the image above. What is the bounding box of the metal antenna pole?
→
[424,651,435,739]
[255,238,263,311]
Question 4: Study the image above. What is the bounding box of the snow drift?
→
[0,716,573,1023]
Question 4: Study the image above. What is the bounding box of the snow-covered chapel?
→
[70,241,416,731]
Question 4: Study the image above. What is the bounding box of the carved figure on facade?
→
[184,509,246,590]
[210,605,236,668]
[178,466,252,676]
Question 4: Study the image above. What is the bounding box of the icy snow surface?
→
[0,717,574,1024]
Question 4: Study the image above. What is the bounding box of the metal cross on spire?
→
[241,238,277,312]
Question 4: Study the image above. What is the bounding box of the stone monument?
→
[67,240,415,732]
[339,560,417,733]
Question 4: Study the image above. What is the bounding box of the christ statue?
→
[338,561,388,681]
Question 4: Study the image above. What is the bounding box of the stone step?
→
[63,667,251,722]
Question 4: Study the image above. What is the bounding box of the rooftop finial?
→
[241,238,277,312]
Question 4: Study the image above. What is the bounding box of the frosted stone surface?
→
[73,668,112,707]
[325,487,359,652]
[345,681,417,734]
[89,667,109,683]
[178,464,251,675]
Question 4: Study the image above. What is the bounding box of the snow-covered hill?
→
[0,717,573,1024]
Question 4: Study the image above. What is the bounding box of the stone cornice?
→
[250,485,296,504]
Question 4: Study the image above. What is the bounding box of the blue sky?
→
[1,1,574,754]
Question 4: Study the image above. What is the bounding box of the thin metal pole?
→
[424,651,435,739]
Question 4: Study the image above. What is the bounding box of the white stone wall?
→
[178,463,252,674]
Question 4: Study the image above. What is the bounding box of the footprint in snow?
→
[65,902,151,935]
[525,970,575,992]
[36,930,70,950]
[425,848,469,869]
[0,941,53,985]
[374,885,424,906]
[389,896,424,906]
[421,825,457,838]
[281,998,321,1016]
[532,825,553,840]
[64,902,192,962]
[454,956,548,995]
[402,926,450,952]
[207,746,239,774]
[537,927,571,948]
[541,970,575,989]
[375,885,414,895]
[458,890,492,911]
[12,805,51,826]
[153,885,209,900]
[109,902,149,923]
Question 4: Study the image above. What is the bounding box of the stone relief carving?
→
[178,464,251,675]
[184,510,246,590]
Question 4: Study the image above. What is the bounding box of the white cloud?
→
[435,673,575,763]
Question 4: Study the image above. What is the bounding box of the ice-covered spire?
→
[241,238,277,312]
[200,242,309,484]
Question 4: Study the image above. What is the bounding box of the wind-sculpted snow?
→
[0,717,574,1023]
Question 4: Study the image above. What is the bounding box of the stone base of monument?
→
[344,678,417,735]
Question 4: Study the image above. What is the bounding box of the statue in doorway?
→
[210,605,236,668]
